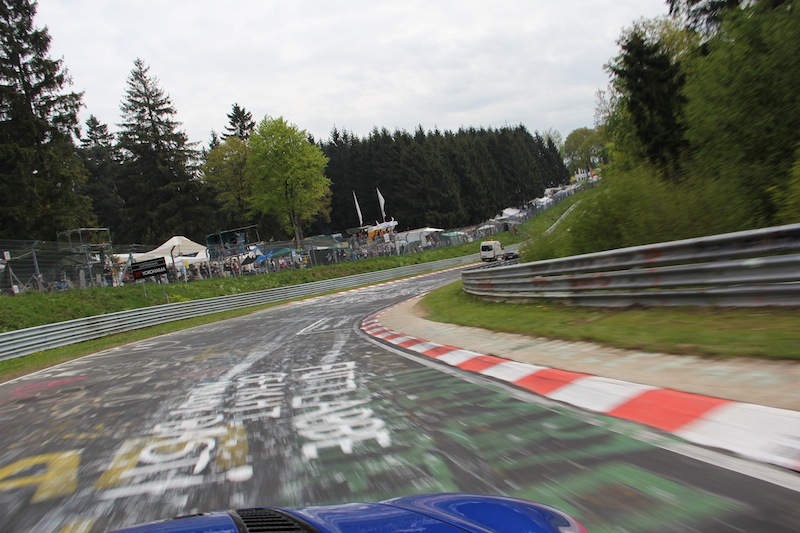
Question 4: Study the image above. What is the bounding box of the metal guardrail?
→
[0,255,479,362]
[462,223,800,307]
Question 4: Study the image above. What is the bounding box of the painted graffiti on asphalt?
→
[0,359,389,509]
[292,362,391,460]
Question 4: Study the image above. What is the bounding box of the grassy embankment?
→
[419,189,800,361]
[0,231,525,381]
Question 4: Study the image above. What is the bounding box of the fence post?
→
[31,243,44,292]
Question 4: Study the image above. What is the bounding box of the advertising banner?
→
[130,257,168,280]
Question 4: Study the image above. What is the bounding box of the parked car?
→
[111,493,587,533]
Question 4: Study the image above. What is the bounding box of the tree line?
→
[318,125,566,233]
[0,0,568,247]
[204,117,568,239]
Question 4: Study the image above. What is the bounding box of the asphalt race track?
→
[1,268,799,532]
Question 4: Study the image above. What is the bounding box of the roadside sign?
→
[130,257,168,280]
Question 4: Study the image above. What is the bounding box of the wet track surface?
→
[1,269,799,532]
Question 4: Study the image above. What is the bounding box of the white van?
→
[480,240,504,261]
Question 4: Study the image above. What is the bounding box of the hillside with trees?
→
[532,0,800,259]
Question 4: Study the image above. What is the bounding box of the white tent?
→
[495,207,521,221]
[129,236,208,263]
[394,227,444,250]
[173,249,210,266]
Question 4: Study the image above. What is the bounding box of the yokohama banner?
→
[130,257,168,280]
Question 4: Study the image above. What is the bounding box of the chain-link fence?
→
[0,237,163,294]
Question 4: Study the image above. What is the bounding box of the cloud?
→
[36,0,668,146]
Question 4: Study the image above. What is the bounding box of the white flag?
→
[353,190,364,227]
[376,188,386,221]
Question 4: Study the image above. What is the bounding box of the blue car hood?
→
[113,504,465,533]
[286,493,581,533]
[112,493,585,533]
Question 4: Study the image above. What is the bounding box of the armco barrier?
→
[462,223,800,307]
[0,255,478,362]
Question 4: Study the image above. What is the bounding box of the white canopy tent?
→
[394,227,444,252]
[127,236,209,264]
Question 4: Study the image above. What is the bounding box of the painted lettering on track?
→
[291,362,391,460]
[92,372,289,500]
[94,424,249,500]
[0,450,81,503]
[229,373,286,420]
[0,353,390,531]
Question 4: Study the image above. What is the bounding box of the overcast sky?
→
[36,0,668,148]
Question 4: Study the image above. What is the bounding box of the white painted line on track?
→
[296,318,326,336]
[663,441,800,493]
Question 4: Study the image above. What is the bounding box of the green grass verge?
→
[420,281,800,360]
[0,303,283,382]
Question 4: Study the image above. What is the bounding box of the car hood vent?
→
[233,508,317,533]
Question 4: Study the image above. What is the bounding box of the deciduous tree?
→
[682,0,800,222]
[564,127,604,174]
[667,0,741,33]
[247,116,330,244]
[203,136,251,227]
[666,0,790,34]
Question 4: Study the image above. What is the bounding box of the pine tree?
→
[608,30,687,177]
[116,58,202,243]
[0,0,93,239]
[208,130,221,151]
[223,103,255,141]
[78,115,123,232]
